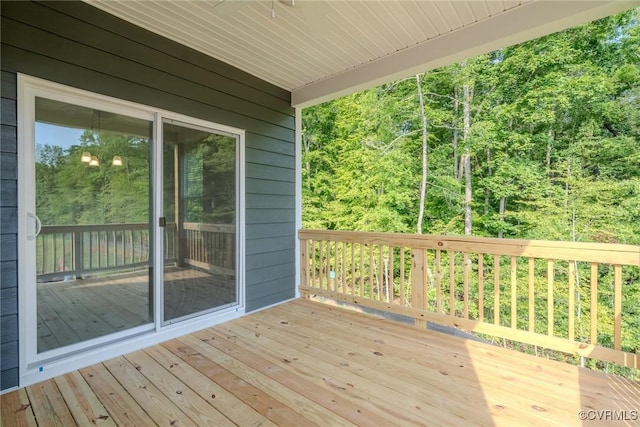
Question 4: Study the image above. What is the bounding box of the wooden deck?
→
[3,299,639,426]
[38,267,235,352]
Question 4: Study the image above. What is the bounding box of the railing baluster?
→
[121,230,125,265]
[449,251,455,316]
[49,234,54,273]
[53,233,57,272]
[378,245,384,301]
[74,231,81,273]
[129,229,133,264]
[300,238,307,289]
[342,242,347,295]
[334,240,339,292]
[435,249,441,313]
[424,250,429,309]
[62,232,67,272]
[494,255,500,326]
[388,246,394,303]
[90,232,95,269]
[37,236,41,274]
[463,253,470,319]
[350,243,355,296]
[329,240,334,291]
[328,240,333,291]
[547,260,554,336]
[590,263,598,344]
[300,240,314,286]
[193,228,197,263]
[511,256,517,329]
[568,260,575,341]
[528,257,535,333]
[99,231,103,269]
[107,230,110,266]
[318,240,324,289]
[206,229,210,265]
[411,248,426,328]
[312,240,317,287]
[478,253,484,322]
[327,240,338,291]
[324,240,329,291]
[369,245,374,299]
[134,230,138,263]
[359,243,365,297]
[400,247,405,305]
[195,228,200,264]
[614,264,622,351]
[331,240,336,292]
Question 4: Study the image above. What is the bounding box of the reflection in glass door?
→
[34,97,153,353]
[162,120,237,323]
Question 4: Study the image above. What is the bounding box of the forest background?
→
[301,9,640,245]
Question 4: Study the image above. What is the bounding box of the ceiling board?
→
[85,0,638,107]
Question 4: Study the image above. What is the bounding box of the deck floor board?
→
[36,267,235,352]
[3,299,639,426]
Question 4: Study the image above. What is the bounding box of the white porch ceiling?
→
[85,1,638,108]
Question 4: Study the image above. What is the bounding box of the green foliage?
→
[302,8,640,245]
[36,130,151,226]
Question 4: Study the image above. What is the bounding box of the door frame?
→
[17,74,245,387]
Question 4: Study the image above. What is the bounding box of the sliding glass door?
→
[162,120,238,323]
[20,77,243,373]
[34,97,154,353]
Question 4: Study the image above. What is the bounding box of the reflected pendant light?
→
[81,151,92,163]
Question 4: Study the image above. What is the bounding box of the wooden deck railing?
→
[299,230,640,369]
[36,223,171,281]
[181,222,235,275]
[37,221,235,281]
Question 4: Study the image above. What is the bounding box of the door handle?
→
[159,217,166,227]
[27,213,42,240]
[35,214,42,236]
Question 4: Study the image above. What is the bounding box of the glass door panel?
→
[35,97,153,353]
[162,120,237,323]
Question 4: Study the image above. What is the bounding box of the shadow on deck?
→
[2,299,639,426]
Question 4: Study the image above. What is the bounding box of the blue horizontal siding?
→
[0,0,297,390]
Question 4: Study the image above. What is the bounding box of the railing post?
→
[411,248,427,329]
[73,230,83,279]
[299,237,308,295]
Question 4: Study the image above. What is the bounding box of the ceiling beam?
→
[291,1,638,108]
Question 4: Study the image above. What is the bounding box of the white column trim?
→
[294,107,302,299]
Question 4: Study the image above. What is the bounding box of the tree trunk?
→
[303,135,311,189]
[498,196,506,238]
[484,148,492,216]
[462,81,473,236]
[565,163,571,211]
[545,128,553,173]
[416,74,428,234]
[453,88,459,178]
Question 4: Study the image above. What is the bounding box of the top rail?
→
[299,230,640,266]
